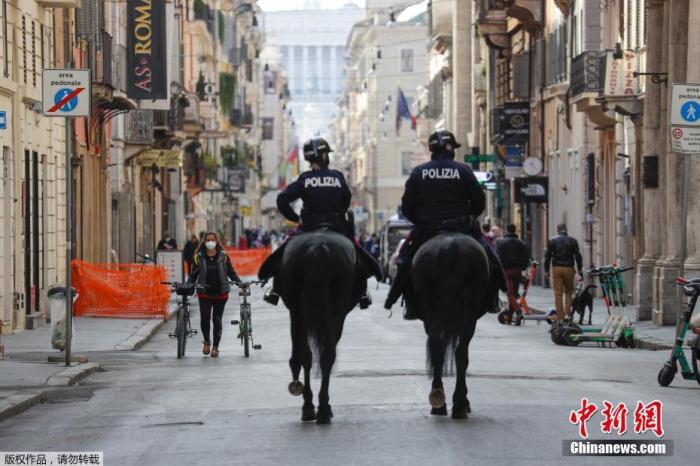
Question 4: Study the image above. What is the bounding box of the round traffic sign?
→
[680,101,700,123]
[53,88,79,112]
[672,127,683,139]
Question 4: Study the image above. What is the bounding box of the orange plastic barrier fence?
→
[225,247,271,277]
[71,260,170,319]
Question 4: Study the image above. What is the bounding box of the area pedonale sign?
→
[127,0,167,100]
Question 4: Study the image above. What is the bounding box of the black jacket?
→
[496,234,529,270]
[188,250,240,295]
[401,155,485,228]
[277,167,351,230]
[544,233,583,272]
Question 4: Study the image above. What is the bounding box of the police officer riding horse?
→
[384,130,507,319]
[259,137,382,308]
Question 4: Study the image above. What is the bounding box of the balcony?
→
[477,0,509,54]
[500,0,543,34]
[229,108,254,128]
[570,51,604,100]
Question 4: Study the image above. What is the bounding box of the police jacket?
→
[496,233,530,270]
[544,233,583,273]
[277,167,352,230]
[401,154,485,228]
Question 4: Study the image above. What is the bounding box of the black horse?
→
[411,232,490,419]
[270,230,363,424]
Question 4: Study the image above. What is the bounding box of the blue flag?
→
[396,87,416,135]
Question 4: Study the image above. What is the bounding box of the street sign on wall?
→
[670,83,700,127]
[670,126,700,154]
[504,146,524,179]
[42,69,91,117]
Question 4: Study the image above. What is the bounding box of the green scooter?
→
[657,277,700,387]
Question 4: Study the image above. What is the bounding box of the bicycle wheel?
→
[177,307,186,359]
[242,307,250,358]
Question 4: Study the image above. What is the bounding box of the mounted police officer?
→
[259,137,381,308]
[384,130,507,319]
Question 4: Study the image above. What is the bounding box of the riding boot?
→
[483,246,507,314]
[263,284,280,306]
[384,262,407,310]
[260,243,289,306]
[359,279,372,309]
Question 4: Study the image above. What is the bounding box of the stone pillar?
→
[653,0,689,325]
[683,0,700,277]
[452,0,471,143]
[635,0,664,320]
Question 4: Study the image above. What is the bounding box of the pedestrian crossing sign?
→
[671,83,700,127]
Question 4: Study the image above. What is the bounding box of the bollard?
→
[0,320,4,360]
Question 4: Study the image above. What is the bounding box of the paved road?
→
[1,280,698,465]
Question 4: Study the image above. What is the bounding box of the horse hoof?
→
[288,381,304,396]
[301,404,316,422]
[316,405,333,424]
[451,407,468,419]
[430,405,447,416]
[429,388,445,409]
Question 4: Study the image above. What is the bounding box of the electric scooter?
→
[497,261,558,326]
[554,265,637,347]
[657,277,700,387]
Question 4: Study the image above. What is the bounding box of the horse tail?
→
[420,234,485,376]
[299,242,335,356]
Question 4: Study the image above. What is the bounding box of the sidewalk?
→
[524,286,677,350]
[0,301,176,423]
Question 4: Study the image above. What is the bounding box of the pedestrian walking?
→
[156,231,177,250]
[188,232,242,357]
[481,223,496,253]
[183,235,199,274]
[496,224,530,316]
[544,223,583,321]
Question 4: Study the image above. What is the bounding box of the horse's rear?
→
[277,230,359,424]
[411,232,489,419]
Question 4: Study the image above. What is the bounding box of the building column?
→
[682,0,700,276]
[452,0,471,144]
[653,0,689,325]
[330,46,338,97]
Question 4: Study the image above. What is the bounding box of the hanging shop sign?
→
[604,51,638,97]
[139,149,182,168]
[504,145,524,179]
[226,167,247,193]
[127,0,167,100]
[515,176,549,204]
[501,102,530,145]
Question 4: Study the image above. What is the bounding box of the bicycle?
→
[230,280,265,357]
[163,282,199,358]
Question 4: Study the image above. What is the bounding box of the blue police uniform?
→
[277,167,352,233]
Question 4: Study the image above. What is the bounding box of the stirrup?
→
[264,289,279,305]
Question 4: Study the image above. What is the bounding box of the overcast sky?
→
[259,0,365,11]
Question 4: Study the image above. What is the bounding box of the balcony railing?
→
[570,51,604,98]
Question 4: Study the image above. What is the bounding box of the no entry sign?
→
[42,69,91,117]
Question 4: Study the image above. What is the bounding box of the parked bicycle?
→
[163,282,199,358]
[230,280,265,357]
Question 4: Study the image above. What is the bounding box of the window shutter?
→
[512,52,530,99]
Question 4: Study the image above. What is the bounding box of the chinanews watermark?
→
[563,398,673,457]
[0,452,103,465]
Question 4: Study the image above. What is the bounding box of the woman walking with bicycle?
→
[188,232,241,357]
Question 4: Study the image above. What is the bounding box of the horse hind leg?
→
[316,340,336,425]
[427,332,447,416]
[452,321,476,419]
[288,312,315,421]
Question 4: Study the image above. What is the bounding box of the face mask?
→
[205,241,217,250]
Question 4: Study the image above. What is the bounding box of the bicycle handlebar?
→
[232,280,266,287]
